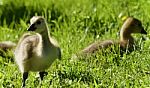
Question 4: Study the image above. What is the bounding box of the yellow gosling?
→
[14,16,61,87]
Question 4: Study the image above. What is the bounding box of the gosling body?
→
[15,33,60,72]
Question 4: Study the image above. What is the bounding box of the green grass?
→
[0,0,150,87]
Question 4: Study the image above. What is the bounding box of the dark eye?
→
[136,21,142,26]
[37,21,41,24]
[138,22,142,26]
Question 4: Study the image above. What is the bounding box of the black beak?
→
[27,24,36,31]
[141,28,147,34]
[58,48,61,60]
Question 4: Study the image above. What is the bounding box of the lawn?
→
[0,0,149,87]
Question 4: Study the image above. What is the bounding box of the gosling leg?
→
[22,72,28,88]
[39,71,48,80]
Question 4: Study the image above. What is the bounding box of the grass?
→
[0,0,150,87]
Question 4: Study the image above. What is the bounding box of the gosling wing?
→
[15,34,41,61]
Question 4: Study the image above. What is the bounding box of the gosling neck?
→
[120,27,134,44]
[40,24,52,44]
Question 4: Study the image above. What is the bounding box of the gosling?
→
[0,41,16,51]
[80,17,147,55]
[14,16,61,87]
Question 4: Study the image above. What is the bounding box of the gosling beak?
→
[58,48,61,60]
[27,24,36,31]
[141,28,147,34]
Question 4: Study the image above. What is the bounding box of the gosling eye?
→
[37,21,41,24]
[136,21,142,27]
[138,23,142,26]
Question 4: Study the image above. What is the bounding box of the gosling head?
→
[124,17,147,34]
[27,16,47,33]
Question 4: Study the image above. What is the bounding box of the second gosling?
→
[0,41,16,51]
[80,17,147,55]
[14,16,61,87]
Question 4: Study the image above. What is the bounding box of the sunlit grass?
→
[0,0,149,87]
